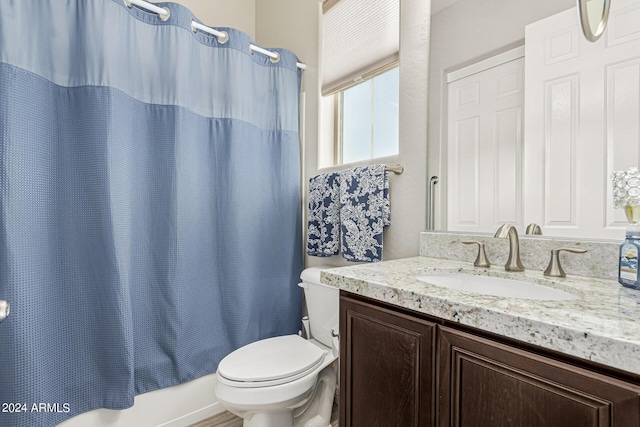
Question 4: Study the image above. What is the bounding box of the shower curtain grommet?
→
[124,0,132,7]
[190,20,229,44]
[270,52,281,64]
[159,7,170,21]
[217,31,229,45]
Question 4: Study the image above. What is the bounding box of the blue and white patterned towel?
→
[306,172,341,257]
[339,164,390,262]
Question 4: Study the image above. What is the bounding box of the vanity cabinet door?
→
[340,295,436,427]
[438,326,640,427]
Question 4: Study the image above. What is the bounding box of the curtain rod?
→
[124,0,307,71]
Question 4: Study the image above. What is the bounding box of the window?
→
[319,0,399,168]
[338,66,399,164]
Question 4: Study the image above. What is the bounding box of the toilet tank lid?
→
[300,266,336,285]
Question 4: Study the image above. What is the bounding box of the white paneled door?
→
[525,0,640,239]
[447,53,524,233]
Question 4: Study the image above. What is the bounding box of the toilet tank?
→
[299,267,339,348]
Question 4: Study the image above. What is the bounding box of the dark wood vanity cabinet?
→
[339,295,436,427]
[438,326,640,427]
[339,293,640,427]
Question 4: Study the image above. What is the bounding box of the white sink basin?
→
[416,273,579,301]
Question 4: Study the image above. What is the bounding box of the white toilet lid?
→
[217,335,326,385]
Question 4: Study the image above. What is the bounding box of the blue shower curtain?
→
[0,1,303,426]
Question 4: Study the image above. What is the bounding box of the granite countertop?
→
[321,257,640,376]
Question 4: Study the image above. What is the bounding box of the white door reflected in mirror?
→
[578,0,611,42]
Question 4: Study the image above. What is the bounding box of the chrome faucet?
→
[494,224,525,272]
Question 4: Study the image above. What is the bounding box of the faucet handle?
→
[525,223,542,235]
[544,248,587,278]
[462,241,491,268]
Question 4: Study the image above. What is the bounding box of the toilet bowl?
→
[215,267,339,427]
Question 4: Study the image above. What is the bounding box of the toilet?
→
[215,267,339,427]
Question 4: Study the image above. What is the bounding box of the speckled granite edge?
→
[322,257,640,376]
[419,231,620,281]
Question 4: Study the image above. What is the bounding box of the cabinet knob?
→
[544,248,587,278]
[462,241,491,268]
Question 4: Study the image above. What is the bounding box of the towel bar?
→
[385,164,404,175]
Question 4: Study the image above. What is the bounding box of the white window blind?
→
[321,0,399,96]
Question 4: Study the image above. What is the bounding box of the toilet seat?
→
[217,335,327,388]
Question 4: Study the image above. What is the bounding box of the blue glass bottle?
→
[619,224,640,290]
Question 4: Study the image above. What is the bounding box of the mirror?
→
[428,0,638,240]
[577,0,611,42]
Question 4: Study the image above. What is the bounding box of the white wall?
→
[306,0,432,268]
[427,0,575,230]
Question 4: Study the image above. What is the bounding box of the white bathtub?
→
[57,374,222,427]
